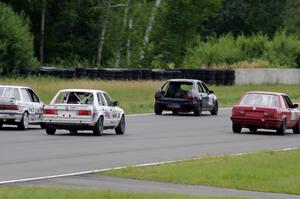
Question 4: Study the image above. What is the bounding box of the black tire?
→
[277,119,287,135]
[45,126,56,135]
[40,123,46,129]
[249,127,257,132]
[93,116,104,136]
[115,115,125,135]
[172,110,178,115]
[18,112,29,130]
[0,120,3,129]
[232,124,242,133]
[69,130,78,134]
[154,103,162,115]
[210,101,219,115]
[293,120,300,134]
[194,102,202,116]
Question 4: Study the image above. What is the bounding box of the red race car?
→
[231,92,300,135]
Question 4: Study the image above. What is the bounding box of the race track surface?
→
[1,109,300,182]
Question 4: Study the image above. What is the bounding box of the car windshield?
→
[164,82,193,98]
[240,93,280,107]
[53,91,94,105]
[0,87,21,100]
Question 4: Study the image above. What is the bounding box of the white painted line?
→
[0,147,299,185]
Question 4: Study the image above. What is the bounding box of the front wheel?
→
[154,103,162,115]
[210,101,219,115]
[277,119,287,135]
[232,124,241,133]
[18,112,29,130]
[93,116,104,136]
[194,103,202,116]
[115,115,125,135]
[293,120,300,134]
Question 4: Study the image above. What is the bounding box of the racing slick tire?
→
[277,119,287,136]
[154,103,162,115]
[194,102,202,116]
[18,112,29,130]
[115,115,125,135]
[249,127,257,133]
[45,126,56,135]
[0,120,3,129]
[210,101,219,115]
[93,116,104,136]
[293,120,300,134]
[232,123,241,133]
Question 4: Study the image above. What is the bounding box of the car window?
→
[0,87,21,100]
[53,92,94,105]
[165,82,193,98]
[103,92,113,106]
[161,82,169,96]
[197,83,204,93]
[97,93,106,106]
[27,89,40,102]
[200,83,209,93]
[20,88,32,102]
[240,94,280,107]
[283,95,294,109]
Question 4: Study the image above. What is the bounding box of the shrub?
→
[0,2,38,74]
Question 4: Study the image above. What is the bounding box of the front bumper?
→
[231,116,282,129]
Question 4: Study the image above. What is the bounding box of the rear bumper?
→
[0,112,23,122]
[43,117,97,129]
[231,116,282,129]
[156,99,198,111]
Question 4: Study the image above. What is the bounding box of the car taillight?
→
[0,105,19,110]
[43,109,57,115]
[155,91,161,98]
[273,112,282,119]
[77,110,92,116]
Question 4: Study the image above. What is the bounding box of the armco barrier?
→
[11,67,237,85]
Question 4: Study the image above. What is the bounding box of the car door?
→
[27,89,43,122]
[20,88,35,122]
[282,95,299,127]
[101,92,117,126]
[197,82,209,109]
[201,83,214,109]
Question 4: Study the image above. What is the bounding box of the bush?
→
[0,2,38,74]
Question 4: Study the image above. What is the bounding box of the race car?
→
[154,79,218,116]
[231,91,300,135]
[42,89,125,136]
[0,85,44,130]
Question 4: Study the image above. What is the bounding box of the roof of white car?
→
[0,85,30,89]
[59,89,106,93]
[168,79,203,83]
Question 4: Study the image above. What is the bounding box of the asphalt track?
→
[1,109,300,198]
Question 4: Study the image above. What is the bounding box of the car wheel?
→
[293,120,300,134]
[210,101,219,115]
[194,102,202,116]
[18,112,29,130]
[277,119,287,135]
[0,120,3,129]
[40,123,46,129]
[93,116,104,136]
[154,103,162,115]
[249,127,257,132]
[115,115,125,135]
[172,110,178,115]
[232,124,242,133]
[45,126,56,135]
[69,130,78,134]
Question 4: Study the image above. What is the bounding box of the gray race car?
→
[0,86,44,129]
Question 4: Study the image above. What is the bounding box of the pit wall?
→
[235,69,300,85]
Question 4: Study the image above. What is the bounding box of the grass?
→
[100,149,300,195]
[1,77,300,114]
[0,186,241,199]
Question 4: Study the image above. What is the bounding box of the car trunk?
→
[233,105,278,119]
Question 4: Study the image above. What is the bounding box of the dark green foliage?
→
[0,2,37,74]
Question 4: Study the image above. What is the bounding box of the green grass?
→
[101,149,300,195]
[1,77,300,114]
[0,186,241,199]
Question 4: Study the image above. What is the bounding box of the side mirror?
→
[208,90,214,94]
[113,101,119,106]
[293,104,298,108]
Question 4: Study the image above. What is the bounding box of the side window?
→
[200,83,209,93]
[27,89,40,102]
[197,83,204,93]
[103,93,113,106]
[20,89,31,102]
[97,93,106,106]
[283,96,294,109]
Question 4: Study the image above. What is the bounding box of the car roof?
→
[58,89,105,93]
[0,85,30,89]
[167,79,203,83]
[246,91,287,96]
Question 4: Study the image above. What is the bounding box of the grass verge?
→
[1,77,300,114]
[100,149,300,195]
[0,186,240,199]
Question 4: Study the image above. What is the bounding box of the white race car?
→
[43,89,125,136]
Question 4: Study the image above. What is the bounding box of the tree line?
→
[0,0,299,73]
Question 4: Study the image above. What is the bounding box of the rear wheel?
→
[154,103,162,115]
[0,120,3,129]
[194,102,202,116]
[45,126,56,135]
[293,120,300,134]
[93,116,103,136]
[69,130,78,134]
[210,101,219,115]
[232,124,241,133]
[172,110,178,115]
[249,127,257,133]
[18,112,29,130]
[40,123,46,129]
[115,115,125,135]
[277,119,287,135]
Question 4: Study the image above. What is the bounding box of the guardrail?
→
[13,68,236,85]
